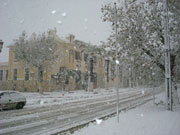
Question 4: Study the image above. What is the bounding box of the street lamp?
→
[0,40,3,53]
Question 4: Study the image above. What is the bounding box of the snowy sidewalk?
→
[72,90,180,135]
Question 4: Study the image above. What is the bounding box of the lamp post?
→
[163,0,172,111]
[0,40,3,53]
[114,2,119,123]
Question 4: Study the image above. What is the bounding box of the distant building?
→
[0,31,117,92]
[0,30,131,92]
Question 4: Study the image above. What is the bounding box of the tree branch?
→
[141,47,165,72]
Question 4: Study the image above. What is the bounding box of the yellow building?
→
[0,31,110,92]
[0,62,9,89]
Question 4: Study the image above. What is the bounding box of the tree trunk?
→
[170,54,176,82]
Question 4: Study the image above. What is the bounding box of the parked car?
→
[0,91,26,110]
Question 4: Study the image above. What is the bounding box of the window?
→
[84,53,88,62]
[93,72,97,83]
[9,92,19,97]
[90,58,94,79]
[93,56,97,64]
[6,70,8,80]
[13,68,17,80]
[14,53,18,62]
[25,68,29,81]
[99,58,103,66]
[0,70,3,80]
[111,63,115,80]
[68,50,74,63]
[84,72,88,82]
[1,92,10,100]
[75,51,81,60]
[70,50,74,63]
[38,68,43,81]
[75,70,81,83]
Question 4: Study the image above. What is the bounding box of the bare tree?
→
[14,30,58,93]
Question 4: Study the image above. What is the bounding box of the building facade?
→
[1,31,120,92]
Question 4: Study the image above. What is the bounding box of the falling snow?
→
[141,90,145,95]
[84,26,88,31]
[51,10,56,15]
[62,12,67,17]
[49,48,53,51]
[3,2,8,6]
[115,60,119,64]
[93,30,97,35]
[40,100,44,105]
[20,19,25,24]
[84,18,88,22]
[96,119,103,125]
[57,20,62,24]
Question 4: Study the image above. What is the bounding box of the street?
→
[0,88,162,135]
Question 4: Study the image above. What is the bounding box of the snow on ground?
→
[72,88,180,135]
[23,88,114,108]
[22,88,141,108]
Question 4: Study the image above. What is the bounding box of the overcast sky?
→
[0,0,117,62]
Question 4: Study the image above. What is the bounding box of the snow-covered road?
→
[0,87,163,135]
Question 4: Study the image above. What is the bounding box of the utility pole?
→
[114,2,119,122]
[163,0,172,111]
